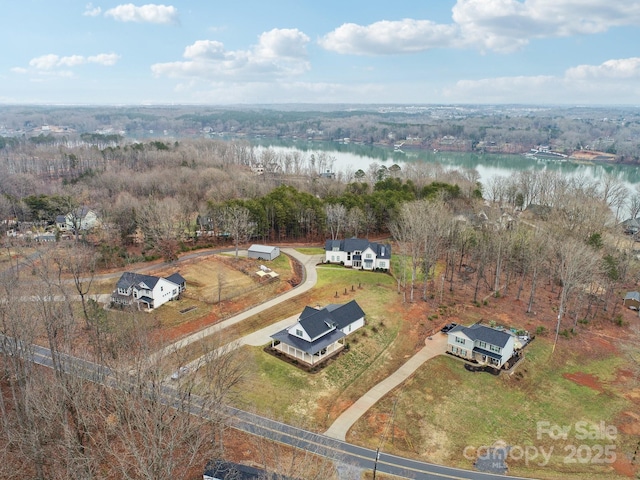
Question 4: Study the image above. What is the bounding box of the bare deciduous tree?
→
[223,205,252,259]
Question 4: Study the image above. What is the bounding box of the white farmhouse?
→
[325,238,391,271]
[111,272,186,311]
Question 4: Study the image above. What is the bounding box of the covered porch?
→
[270,328,346,366]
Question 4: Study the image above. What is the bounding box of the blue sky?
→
[2,1,640,105]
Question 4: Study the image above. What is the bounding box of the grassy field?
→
[348,336,636,479]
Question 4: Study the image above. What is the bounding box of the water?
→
[251,138,640,188]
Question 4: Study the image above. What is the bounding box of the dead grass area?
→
[147,253,299,345]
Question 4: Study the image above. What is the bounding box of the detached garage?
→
[248,244,280,261]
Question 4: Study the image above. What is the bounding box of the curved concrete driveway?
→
[149,248,323,364]
[324,333,448,441]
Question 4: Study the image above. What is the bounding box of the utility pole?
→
[372,447,380,479]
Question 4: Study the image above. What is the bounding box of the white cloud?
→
[320,0,640,55]
[319,19,459,55]
[88,53,121,66]
[183,40,226,60]
[83,3,102,17]
[440,56,640,103]
[152,28,310,81]
[565,57,640,80]
[104,3,179,24]
[29,54,64,70]
[20,53,120,75]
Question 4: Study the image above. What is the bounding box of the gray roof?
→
[299,307,337,340]
[624,291,640,301]
[116,271,185,291]
[325,237,391,259]
[165,272,186,285]
[325,300,366,329]
[271,326,346,355]
[449,323,512,348]
[116,272,161,290]
[248,244,277,253]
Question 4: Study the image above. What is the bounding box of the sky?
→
[2,0,640,106]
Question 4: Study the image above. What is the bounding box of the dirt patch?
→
[562,372,605,392]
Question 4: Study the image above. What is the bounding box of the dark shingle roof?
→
[325,300,366,329]
[450,323,512,348]
[271,326,346,355]
[299,308,337,340]
[165,272,186,286]
[324,237,391,259]
[116,272,160,290]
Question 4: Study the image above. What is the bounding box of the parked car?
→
[440,323,458,334]
[170,366,190,380]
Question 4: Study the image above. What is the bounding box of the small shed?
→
[248,244,280,261]
[623,291,640,310]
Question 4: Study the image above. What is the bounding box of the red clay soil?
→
[562,372,605,392]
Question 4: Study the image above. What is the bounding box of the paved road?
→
[7,336,535,480]
[325,333,449,440]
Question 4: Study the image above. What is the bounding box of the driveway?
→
[324,333,448,441]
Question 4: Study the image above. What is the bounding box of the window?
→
[379,261,385,268]
[478,341,487,349]
[490,344,501,353]
[332,247,340,251]
[366,253,372,259]
[455,337,465,345]
[295,329,303,337]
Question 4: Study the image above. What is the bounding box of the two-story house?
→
[325,238,391,271]
[446,323,515,369]
[111,272,186,311]
[55,207,100,233]
[270,300,365,366]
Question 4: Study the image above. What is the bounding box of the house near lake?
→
[111,272,186,311]
[270,300,365,367]
[447,323,515,369]
[325,238,391,271]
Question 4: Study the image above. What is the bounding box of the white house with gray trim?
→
[111,272,186,311]
[447,323,515,369]
[270,300,365,366]
[248,244,280,261]
[325,238,391,271]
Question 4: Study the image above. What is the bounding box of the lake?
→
[251,138,640,188]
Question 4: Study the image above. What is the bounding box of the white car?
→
[170,366,190,380]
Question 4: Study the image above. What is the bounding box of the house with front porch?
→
[325,238,391,271]
[447,323,515,369]
[270,300,365,367]
[111,272,186,311]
